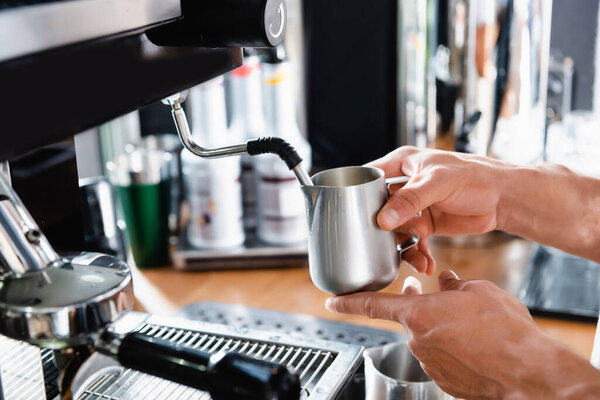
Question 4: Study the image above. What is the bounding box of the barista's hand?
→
[370,146,600,270]
[368,147,506,275]
[326,272,600,400]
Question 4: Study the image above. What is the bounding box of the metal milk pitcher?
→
[301,166,418,295]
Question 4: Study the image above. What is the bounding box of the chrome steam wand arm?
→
[0,173,60,276]
[162,92,313,186]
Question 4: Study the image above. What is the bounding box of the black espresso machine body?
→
[0,1,313,399]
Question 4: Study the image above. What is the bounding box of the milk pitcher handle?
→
[384,176,420,254]
[397,236,419,254]
[385,176,410,188]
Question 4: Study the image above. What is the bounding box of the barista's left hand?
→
[326,271,600,400]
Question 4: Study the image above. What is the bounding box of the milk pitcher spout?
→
[300,184,321,229]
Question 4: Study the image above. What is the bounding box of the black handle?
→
[147,0,287,48]
[117,332,300,400]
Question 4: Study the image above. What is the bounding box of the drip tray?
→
[74,311,375,400]
[518,246,600,321]
[176,302,405,348]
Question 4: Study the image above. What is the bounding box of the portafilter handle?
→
[161,92,313,186]
[0,173,61,276]
[98,331,301,400]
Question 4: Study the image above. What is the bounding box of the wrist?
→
[506,333,600,400]
[493,163,531,233]
[495,162,600,261]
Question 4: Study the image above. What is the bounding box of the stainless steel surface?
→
[364,342,453,400]
[518,245,600,320]
[177,302,405,348]
[397,0,437,148]
[0,174,60,276]
[435,0,552,162]
[163,92,313,187]
[168,101,249,159]
[107,149,173,185]
[0,0,181,62]
[0,162,10,185]
[302,166,414,295]
[294,163,314,186]
[173,231,308,271]
[75,312,363,400]
[79,176,125,258]
[0,252,134,349]
[131,134,184,236]
[0,335,47,400]
[547,53,574,121]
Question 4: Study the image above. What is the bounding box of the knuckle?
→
[467,280,495,291]
[461,281,478,291]
[442,278,465,291]
[395,188,422,213]
[404,305,429,333]
[399,145,418,154]
[360,296,375,319]
[420,362,436,379]
[428,166,450,180]
[407,338,423,358]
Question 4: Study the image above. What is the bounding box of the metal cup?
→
[364,342,454,400]
[302,166,418,295]
[130,134,183,238]
[107,149,172,268]
[79,176,125,259]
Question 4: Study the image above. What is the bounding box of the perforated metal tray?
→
[519,246,600,321]
[176,302,405,348]
[75,312,363,400]
[0,335,47,400]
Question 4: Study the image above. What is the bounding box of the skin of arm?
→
[370,147,600,273]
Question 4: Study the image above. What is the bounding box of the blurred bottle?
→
[227,49,265,232]
[255,45,312,245]
[183,77,245,249]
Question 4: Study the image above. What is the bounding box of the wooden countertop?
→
[132,235,597,361]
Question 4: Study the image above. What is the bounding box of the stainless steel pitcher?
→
[364,342,454,400]
[301,166,418,295]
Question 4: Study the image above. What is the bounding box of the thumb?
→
[438,270,468,291]
[377,176,449,231]
[325,292,416,324]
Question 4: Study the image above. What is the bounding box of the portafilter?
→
[0,174,300,400]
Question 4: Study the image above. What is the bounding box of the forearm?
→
[508,333,600,400]
[496,163,600,262]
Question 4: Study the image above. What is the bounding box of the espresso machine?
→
[0,1,364,399]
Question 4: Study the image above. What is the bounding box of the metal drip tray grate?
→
[78,367,209,400]
[138,323,337,395]
[75,313,363,400]
[0,335,46,400]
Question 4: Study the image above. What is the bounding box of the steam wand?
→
[162,92,313,186]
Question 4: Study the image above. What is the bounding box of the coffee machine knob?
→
[147,0,287,48]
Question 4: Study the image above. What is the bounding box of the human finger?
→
[366,146,421,178]
[438,270,468,291]
[378,175,452,231]
[402,276,423,295]
[325,292,417,324]
[420,240,436,276]
[401,246,428,274]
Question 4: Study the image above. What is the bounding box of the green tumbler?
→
[108,150,172,268]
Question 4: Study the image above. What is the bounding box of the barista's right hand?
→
[368,147,507,275]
